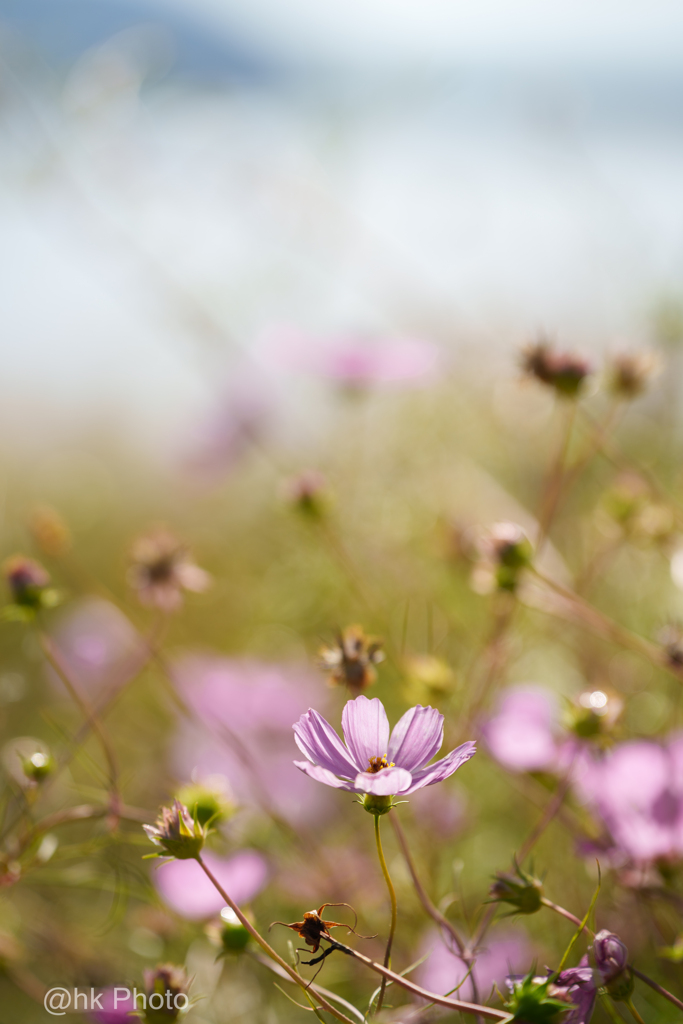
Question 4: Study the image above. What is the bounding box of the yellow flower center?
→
[366,755,395,774]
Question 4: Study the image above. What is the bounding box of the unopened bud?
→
[606,351,659,399]
[143,800,206,860]
[490,864,543,915]
[592,930,633,1001]
[3,556,61,618]
[521,339,592,398]
[143,964,190,1022]
[175,778,234,829]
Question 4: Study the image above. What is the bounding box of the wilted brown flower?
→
[270,902,370,955]
[606,351,660,399]
[318,625,384,694]
[521,338,592,397]
[128,528,211,612]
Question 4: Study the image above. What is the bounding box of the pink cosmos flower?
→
[46,598,143,696]
[171,655,330,825]
[418,926,531,1001]
[293,695,475,796]
[574,735,683,863]
[153,849,268,920]
[261,328,438,387]
[482,686,560,773]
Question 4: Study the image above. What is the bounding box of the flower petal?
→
[294,759,356,790]
[154,849,268,920]
[293,708,360,776]
[405,741,476,794]
[342,695,390,771]
[352,766,413,795]
[388,705,444,772]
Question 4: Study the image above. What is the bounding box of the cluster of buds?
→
[2,556,61,620]
[318,625,384,694]
[521,338,593,398]
[470,522,533,594]
[489,862,544,915]
[142,964,191,1022]
[590,930,633,1002]
[128,528,211,613]
[284,470,330,519]
[605,351,660,400]
[143,801,207,861]
[564,689,623,743]
[175,777,234,829]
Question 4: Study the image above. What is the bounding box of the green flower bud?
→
[217,907,250,954]
[361,793,394,816]
[143,800,207,860]
[505,973,571,1023]
[489,864,543,915]
[175,779,234,828]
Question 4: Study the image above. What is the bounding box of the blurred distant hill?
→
[0,0,275,82]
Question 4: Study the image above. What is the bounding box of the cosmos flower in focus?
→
[261,328,438,388]
[128,527,211,612]
[293,694,475,799]
[153,849,268,920]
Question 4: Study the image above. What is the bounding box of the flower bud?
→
[361,793,393,817]
[142,964,190,1022]
[472,522,533,593]
[175,778,234,829]
[3,556,61,618]
[521,339,593,398]
[564,690,622,741]
[490,864,543,915]
[209,906,250,955]
[505,972,574,1023]
[284,470,330,518]
[591,930,633,1001]
[143,800,206,860]
[3,737,54,789]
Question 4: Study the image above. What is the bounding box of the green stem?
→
[374,813,398,1014]
[626,998,645,1024]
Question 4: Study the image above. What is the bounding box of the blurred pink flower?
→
[181,377,271,482]
[417,926,531,1002]
[171,655,330,825]
[261,327,438,387]
[90,988,136,1023]
[482,686,560,772]
[153,849,268,920]
[46,598,142,696]
[574,735,683,863]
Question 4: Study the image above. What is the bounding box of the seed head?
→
[318,625,384,694]
[521,338,592,398]
[606,351,659,399]
[128,528,211,613]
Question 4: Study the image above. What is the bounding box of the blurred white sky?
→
[158,0,683,69]
[2,0,683,457]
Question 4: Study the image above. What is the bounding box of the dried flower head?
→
[128,528,211,613]
[606,351,660,399]
[270,902,370,955]
[2,556,61,620]
[143,800,207,860]
[318,625,385,694]
[142,964,190,1022]
[521,338,593,398]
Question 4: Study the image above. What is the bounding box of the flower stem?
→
[630,966,683,1013]
[373,813,397,1014]
[626,998,645,1024]
[194,854,356,1024]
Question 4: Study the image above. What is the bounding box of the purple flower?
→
[89,988,136,1023]
[171,655,330,825]
[46,598,143,696]
[293,695,475,797]
[483,686,560,772]
[261,327,438,387]
[153,849,268,920]
[553,964,598,1024]
[419,927,531,1001]
[575,735,683,863]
